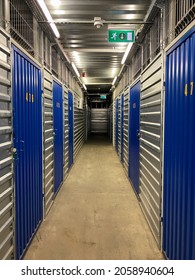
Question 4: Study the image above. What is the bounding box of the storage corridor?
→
[24,135,163,260]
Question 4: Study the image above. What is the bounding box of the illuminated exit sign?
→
[108,30,135,43]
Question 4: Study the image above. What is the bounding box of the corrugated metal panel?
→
[86,105,91,140]
[118,97,121,157]
[108,103,113,141]
[43,67,54,216]
[120,94,124,162]
[63,85,69,177]
[0,27,14,260]
[12,46,43,259]
[74,105,85,159]
[139,52,163,247]
[53,80,63,194]
[68,92,74,168]
[123,88,129,175]
[113,100,116,147]
[91,109,108,134]
[163,26,195,260]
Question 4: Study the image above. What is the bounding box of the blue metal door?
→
[68,92,74,168]
[115,99,119,152]
[163,26,195,260]
[53,81,63,194]
[121,94,124,161]
[12,46,43,259]
[129,81,141,194]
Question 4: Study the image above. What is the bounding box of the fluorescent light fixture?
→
[83,83,87,91]
[36,0,60,38]
[72,62,80,78]
[121,43,133,64]
[112,76,117,86]
[51,0,61,6]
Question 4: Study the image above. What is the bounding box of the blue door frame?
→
[12,46,43,259]
[121,94,124,162]
[68,92,74,168]
[129,81,141,194]
[53,80,63,194]
[115,99,119,152]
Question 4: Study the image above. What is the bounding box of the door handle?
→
[137,130,140,139]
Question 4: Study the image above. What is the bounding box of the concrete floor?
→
[24,135,163,260]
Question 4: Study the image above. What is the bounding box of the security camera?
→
[94,17,103,28]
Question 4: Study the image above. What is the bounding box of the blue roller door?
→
[12,46,43,259]
[53,80,63,194]
[163,26,195,260]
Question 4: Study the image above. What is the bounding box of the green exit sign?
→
[108,30,135,43]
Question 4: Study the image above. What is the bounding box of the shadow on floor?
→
[86,133,111,146]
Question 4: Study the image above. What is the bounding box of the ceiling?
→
[44,0,153,95]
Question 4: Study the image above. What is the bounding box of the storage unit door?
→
[129,81,141,194]
[63,85,69,178]
[0,27,14,259]
[115,99,119,152]
[43,67,54,215]
[163,26,195,260]
[120,94,124,162]
[68,92,74,169]
[90,109,108,134]
[139,53,163,247]
[53,81,63,194]
[123,89,129,175]
[12,46,43,259]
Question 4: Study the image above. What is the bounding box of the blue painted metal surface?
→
[68,92,74,168]
[129,81,141,194]
[12,46,43,259]
[163,26,195,260]
[115,99,119,152]
[121,94,124,162]
[53,81,63,194]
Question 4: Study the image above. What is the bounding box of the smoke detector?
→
[94,17,103,28]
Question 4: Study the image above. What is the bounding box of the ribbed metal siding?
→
[109,104,113,141]
[118,97,121,157]
[0,27,14,260]
[43,67,54,215]
[123,89,129,175]
[86,105,91,140]
[113,100,116,147]
[139,53,163,247]
[91,109,108,134]
[74,107,85,159]
[163,26,195,260]
[63,85,69,177]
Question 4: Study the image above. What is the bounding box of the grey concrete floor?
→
[24,135,163,260]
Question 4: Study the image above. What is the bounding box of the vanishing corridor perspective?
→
[0,0,195,260]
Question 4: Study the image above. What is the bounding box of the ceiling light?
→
[51,0,61,6]
[112,76,117,86]
[72,62,80,78]
[36,0,60,38]
[121,43,133,64]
